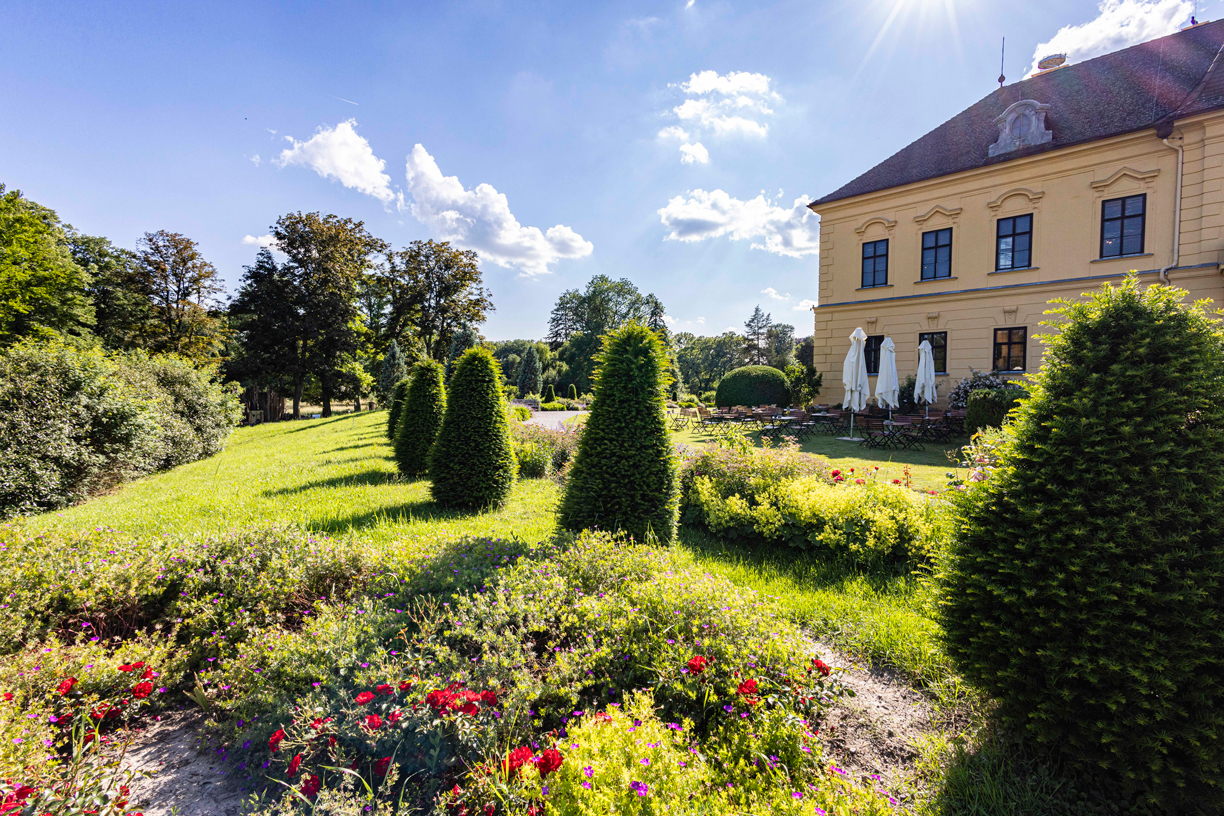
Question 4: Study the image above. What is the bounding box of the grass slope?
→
[26,411,560,546]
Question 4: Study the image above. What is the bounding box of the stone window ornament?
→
[989,100,1053,157]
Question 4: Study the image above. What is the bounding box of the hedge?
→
[386,378,410,440]
[964,387,1027,435]
[714,365,790,408]
[428,347,517,509]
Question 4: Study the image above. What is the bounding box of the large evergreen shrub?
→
[714,365,790,407]
[386,378,410,440]
[516,345,542,397]
[963,387,1027,435]
[393,360,446,478]
[558,324,678,543]
[542,383,555,403]
[428,347,517,509]
[568,383,578,400]
[940,279,1224,805]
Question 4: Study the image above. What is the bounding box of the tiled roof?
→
[811,19,1224,207]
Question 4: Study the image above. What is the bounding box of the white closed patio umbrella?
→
[875,337,899,419]
[915,339,938,416]
[839,327,869,441]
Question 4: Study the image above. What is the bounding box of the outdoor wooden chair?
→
[858,418,895,449]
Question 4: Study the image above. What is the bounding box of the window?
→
[864,334,885,375]
[996,214,1032,270]
[993,327,1027,372]
[921,228,952,280]
[1100,194,1145,258]
[918,331,947,374]
[861,240,889,288]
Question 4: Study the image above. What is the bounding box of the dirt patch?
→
[809,638,938,797]
[117,709,258,816]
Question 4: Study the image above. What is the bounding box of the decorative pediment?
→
[989,99,1053,157]
[1090,166,1160,192]
[854,217,897,236]
[913,205,963,225]
[988,187,1046,211]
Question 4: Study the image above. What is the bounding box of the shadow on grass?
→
[316,491,503,534]
[263,469,399,496]
[283,413,366,433]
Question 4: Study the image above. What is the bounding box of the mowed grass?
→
[26,411,561,546]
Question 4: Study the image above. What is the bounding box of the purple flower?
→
[583,766,594,778]
[640,758,650,766]
[630,781,649,797]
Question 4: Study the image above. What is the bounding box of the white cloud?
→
[695,316,705,325]
[794,299,818,311]
[679,142,710,164]
[250,154,261,166]
[1027,0,1191,77]
[658,189,820,258]
[685,0,695,8]
[761,287,790,300]
[659,70,780,163]
[275,119,398,205]
[663,315,678,325]
[242,234,277,248]
[403,144,593,277]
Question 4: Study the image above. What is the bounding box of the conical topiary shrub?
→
[568,384,578,401]
[543,383,555,403]
[940,279,1224,806]
[558,324,678,543]
[428,347,517,509]
[386,378,410,440]
[394,359,446,477]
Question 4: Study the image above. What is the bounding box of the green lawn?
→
[27,411,561,546]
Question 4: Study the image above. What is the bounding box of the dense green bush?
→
[0,340,239,518]
[536,400,568,411]
[393,360,446,478]
[567,383,578,400]
[714,365,790,407]
[385,378,410,440]
[511,421,582,481]
[940,280,1224,806]
[559,324,679,543]
[964,386,1027,434]
[428,347,517,509]
[947,368,1025,409]
[508,403,531,422]
[542,383,555,402]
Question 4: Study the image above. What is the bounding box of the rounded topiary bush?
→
[963,387,1027,435]
[543,383,555,403]
[940,279,1224,805]
[393,360,446,478]
[428,347,517,509]
[558,324,678,543]
[386,378,410,440]
[714,365,790,408]
[568,383,578,401]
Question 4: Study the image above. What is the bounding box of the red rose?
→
[686,655,708,675]
[535,748,564,778]
[830,469,840,477]
[301,774,322,797]
[141,668,154,680]
[57,677,77,696]
[374,756,392,777]
[386,710,402,724]
[328,736,336,748]
[2,692,11,702]
[892,479,902,484]
[355,691,375,705]
[855,478,864,484]
[503,745,534,778]
[132,682,153,699]
[459,701,479,716]
[288,754,302,777]
[375,684,394,696]
[425,689,457,713]
[118,664,133,672]
[737,679,758,696]
[398,680,412,692]
[479,690,498,707]
[485,805,495,816]
[364,714,382,731]
[269,728,286,752]
[813,659,831,677]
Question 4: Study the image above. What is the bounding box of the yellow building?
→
[808,20,1224,405]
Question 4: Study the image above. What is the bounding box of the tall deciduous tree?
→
[0,185,94,344]
[675,332,743,394]
[272,212,387,417]
[135,230,227,360]
[743,305,772,365]
[381,240,493,361]
[445,322,480,381]
[766,323,795,369]
[70,233,149,350]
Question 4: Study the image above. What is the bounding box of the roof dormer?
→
[989,99,1053,157]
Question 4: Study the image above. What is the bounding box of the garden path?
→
[523,410,585,430]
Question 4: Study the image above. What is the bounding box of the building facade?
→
[808,21,1224,405]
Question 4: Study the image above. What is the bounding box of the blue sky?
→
[3,0,1216,340]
